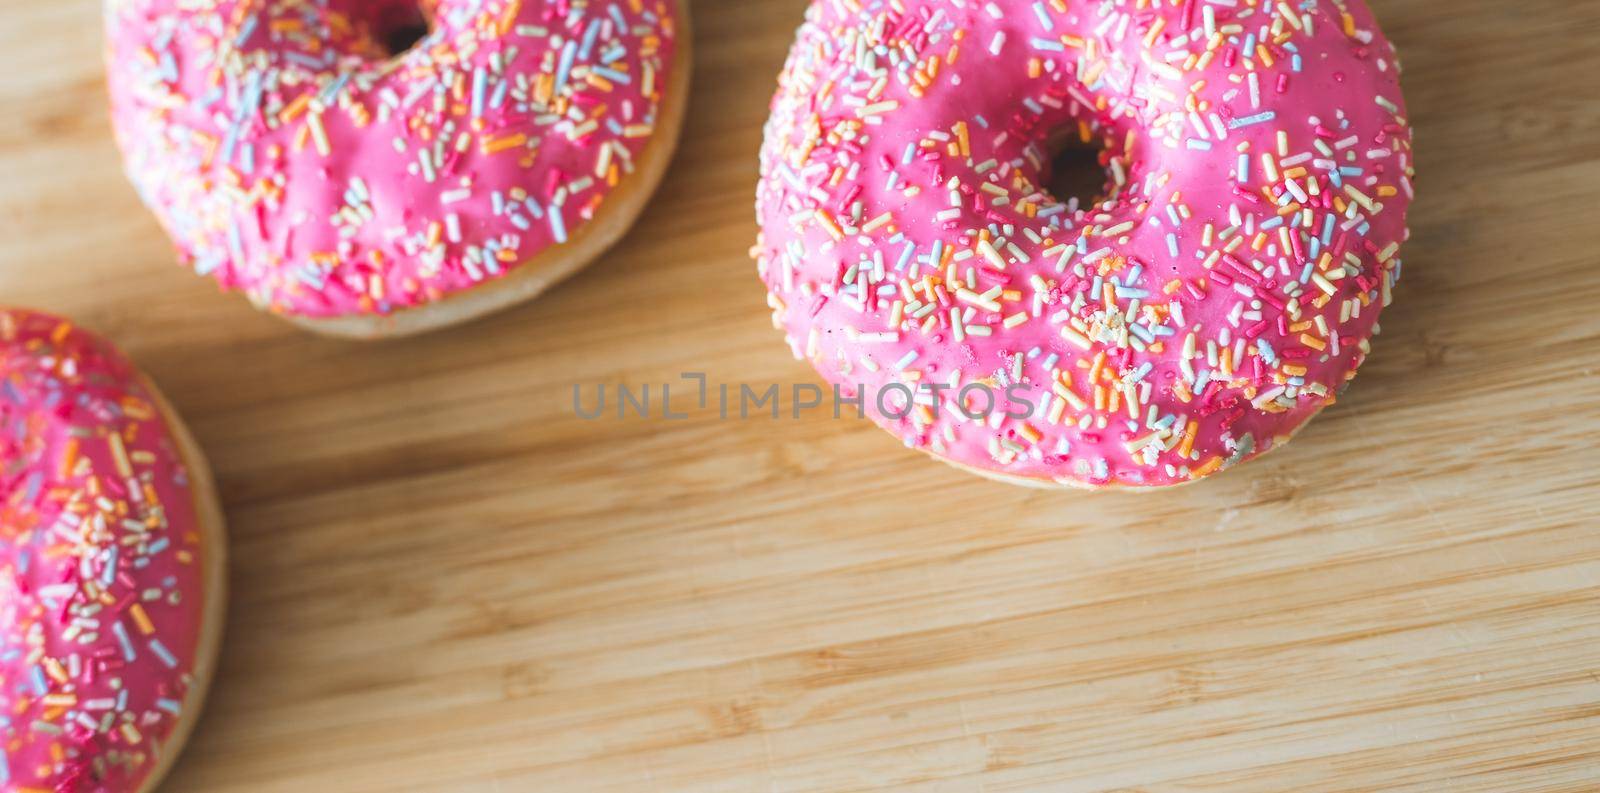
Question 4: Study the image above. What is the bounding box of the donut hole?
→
[370,3,432,57]
[1044,137,1110,210]
[342,0,432,59]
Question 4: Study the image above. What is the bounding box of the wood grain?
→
[3,1,1600,790]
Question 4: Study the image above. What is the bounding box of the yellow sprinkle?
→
[130,603,156,636]
[306,111,331,157]
[956,288,1001,312]
[1178,421,1198,458]
[1192,456,1224,478]
[855,100,899,117]
[1061,326,1091,351]
[480,132,528,154]
[107,432,133,478]
[976,239,1008,269]
[814,210,845,241]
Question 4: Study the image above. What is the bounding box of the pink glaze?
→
[106,0,681,319]
[755,0,1413,487]
[1,310,209,792]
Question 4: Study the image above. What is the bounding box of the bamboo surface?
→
[2,1,1599,790]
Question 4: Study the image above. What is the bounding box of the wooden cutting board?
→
[3,1,1599,790]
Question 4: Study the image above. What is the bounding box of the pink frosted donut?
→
[106,0,689,338]
[1,309,225,791]
[755,0,1413,488]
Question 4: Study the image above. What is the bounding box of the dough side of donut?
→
[286,24,694,340]
[135,378,228,793]
[931,404,1325,492]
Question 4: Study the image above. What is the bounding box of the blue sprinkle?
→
[549,207,568,243]
[1229,111,1277,129]
[470,68,487,118]
[554,41,578,95]
[150,639,179,669]
[591,66,632,85]
[320,72,350,104]
[1032,2,1053,30]
[233,14,259,47]
[577,19,602,60]
[490,75,510,109]
[1256,339,1278,365]
[113,621,137,662]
